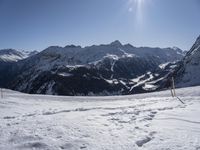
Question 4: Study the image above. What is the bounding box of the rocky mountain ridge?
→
[0,41,187,95]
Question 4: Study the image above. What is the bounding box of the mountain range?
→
[0,36,199,96]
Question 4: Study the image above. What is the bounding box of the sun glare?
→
[128,0,148,24]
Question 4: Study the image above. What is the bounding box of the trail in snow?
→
[0,86,200,150]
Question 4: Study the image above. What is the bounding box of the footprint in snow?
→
[17,142,49,149]
[60,143,74,149]
[150,111,157,114]
[157,107,173,111]
[136,136,152,147]
[3,116,16,119]
[9,135,42,143]
[60,141,87,150]
[135,131,156,147]
[196,146,200,150]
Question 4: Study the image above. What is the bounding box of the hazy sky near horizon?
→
[0,0,200,51]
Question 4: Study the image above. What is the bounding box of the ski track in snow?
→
[0,86,200,150]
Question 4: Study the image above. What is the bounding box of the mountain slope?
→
[0,49,38,87]
[135,35,200,92]
[173,35,200,87]
[0,49,26,62]
[0,49,38,62]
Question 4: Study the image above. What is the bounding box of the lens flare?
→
[128,0,148,25]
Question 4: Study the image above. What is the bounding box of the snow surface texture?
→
[0,86,200,150]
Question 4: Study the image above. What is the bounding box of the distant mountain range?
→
[0,49,38,62]
[1,37,199,96]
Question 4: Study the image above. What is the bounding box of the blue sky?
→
[0,0,200,51]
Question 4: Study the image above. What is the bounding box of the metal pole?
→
[170,86,174,97]
[171,77,184,104]
[176,96,184,104]
[1,88,3,99]
[172,77,176,97]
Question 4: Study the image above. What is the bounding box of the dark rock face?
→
[171,35,200,88]
[152,35,200,91]
[0,41,185,96]
[0,62,15,87]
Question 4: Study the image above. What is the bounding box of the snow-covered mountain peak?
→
[0,49,21,55]
[0,49,25,62]
[170,46,186,56]
[0,49,38,62]
[28,50,38,56]
[172,46,182,52]
[20,50,38,57]
[110,40,122,47]
[124,43,135,48]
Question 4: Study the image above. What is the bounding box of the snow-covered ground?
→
[0,86,200,150]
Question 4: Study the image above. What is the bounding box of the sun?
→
[128,0,148,24]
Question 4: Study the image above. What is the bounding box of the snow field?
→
[0,86,200,150]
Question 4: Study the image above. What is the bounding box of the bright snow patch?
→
[0,54,24,62]
[0,86,200,150]
[142,83,158,91]
[58,72,73,77]
[159,62,170,69]
[131,74,145,83]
